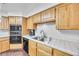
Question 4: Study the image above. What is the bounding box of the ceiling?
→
[0,3,59,17]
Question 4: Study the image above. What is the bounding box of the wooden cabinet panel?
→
[37,43,52,54]
[56,4,79,30]
[22,17,28,35]
[29,46,37,56]
[0,17,9,29]
[50,8,56,20]
[68,4,79,29]
[27,17,34,29]
[2,40,9,52]
[41,8,55,22]
[29,40,37,56]
[33,13,41,23]
[53,49,71,56]
[9,16,16,25]
[0,42,1,53]
[37,49,51,56]
[56,4,69,29]
[9,16,22,25]
[15,16,22,25]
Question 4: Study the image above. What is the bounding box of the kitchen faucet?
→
[40,30,47,41]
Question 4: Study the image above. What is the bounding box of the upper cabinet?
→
[9,16,22,25]
[56,4,70,29]
[68,4,79,29]
[0,16,9,30]
[9,16,16,25]
[56,4,79,30]
[33,13,41,23]
[27,17,34,29]
[41,8,56,22]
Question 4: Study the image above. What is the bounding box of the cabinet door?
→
[50,8,56,20]
[27,17,33,29]
[9,16,16,25]
[2,40,9,52]
[41,11,46,22]
[53,49,71,56]
[37,49,51,56]
[15,16,22,25]
[29,40,37,56]
[0,42,1,53]
[56,4,69,29]
[0,17,9,29]
[22,18,28,35]
[69,4,79,29]
[33,13,41,23]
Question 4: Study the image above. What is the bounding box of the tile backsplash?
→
[35,23,79,42]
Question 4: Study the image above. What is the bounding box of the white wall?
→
[35,23,79,43]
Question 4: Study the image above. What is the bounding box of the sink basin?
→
[32,36,45,42]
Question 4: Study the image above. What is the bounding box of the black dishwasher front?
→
[23,37,28,53]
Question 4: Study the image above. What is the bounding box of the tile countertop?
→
[23,35,79,56]
[0,30,9,38]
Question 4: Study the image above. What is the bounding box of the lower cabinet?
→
[28,40,71,56]
[29,40,37,56]
[1,40,10,52]
[0,38,10,53]
[53,49,71,56]
[37,49,52,56]
[37,43,52,56]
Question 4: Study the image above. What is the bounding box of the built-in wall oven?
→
[10,25,22,44]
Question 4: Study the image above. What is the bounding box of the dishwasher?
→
[23,37,29,53]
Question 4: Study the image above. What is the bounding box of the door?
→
[2,40,9,52]
[27,17,33,29]
[9,16,16,25]
[33,13,41,23]
[29,40,37,56]
[56,4,69,29]
[69,4,79,29]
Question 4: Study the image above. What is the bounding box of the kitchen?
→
[0,3,79,56]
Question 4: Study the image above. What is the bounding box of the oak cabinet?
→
[15,16,22,25]
[0,37,9,53]
[56,4,70,29]
[37,43,52,56]
[0,16,9,29]
[41,8,55,22]
[53,49,71,56]
[0,42,1,53]
[27,17,34,29]
[22,17,28,35]
[33,13,41,23]
[2,40,9,52]
[56,4,79,30]
[29,40,37,56]
[68,4,79,29]
[9,16,22,25]
[9,16,16,25]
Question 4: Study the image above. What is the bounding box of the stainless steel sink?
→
[32,36,45,42]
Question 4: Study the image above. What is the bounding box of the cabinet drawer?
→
[37,49,52,56]
[37,43,52,54]
[53,49,71,56]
